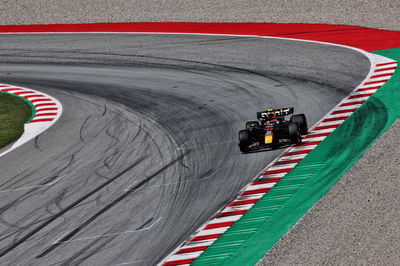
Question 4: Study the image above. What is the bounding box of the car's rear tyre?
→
[239,129,251,144]
[288,122,302,144]
[293,114,308,135]
[239,145,249,153]
[239,129,252,153]
[245,121,260,129]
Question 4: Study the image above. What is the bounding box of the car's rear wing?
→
[257,107,294,118]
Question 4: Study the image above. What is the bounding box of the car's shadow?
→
[241,144,292,154]
[240,137,313,154]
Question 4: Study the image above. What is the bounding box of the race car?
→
[238,107,308,153]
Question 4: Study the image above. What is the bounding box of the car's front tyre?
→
[288,122,302,144]
[293,114,308,135]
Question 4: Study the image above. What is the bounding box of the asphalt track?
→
[0,34,369,265]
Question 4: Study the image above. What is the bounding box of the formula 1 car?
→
[238,108,308,153]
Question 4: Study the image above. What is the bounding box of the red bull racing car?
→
[238,108,308,153]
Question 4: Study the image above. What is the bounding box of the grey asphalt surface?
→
[1,1,399,30]
[0,34,369,265]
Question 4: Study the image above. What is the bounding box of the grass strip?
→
[0,91,32,149]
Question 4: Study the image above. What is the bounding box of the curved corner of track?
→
[0,84,62,157]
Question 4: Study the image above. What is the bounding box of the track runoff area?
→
[1,23,400,265]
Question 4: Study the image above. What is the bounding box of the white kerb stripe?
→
[310,127,336,134]
[208,215,243,224]
[368,76,390,82]
[221,204,255,213]
[373,69,396,75]
[195,227,228,237]
[181,240,215,248]
[36,108,58,112]
[333,105,361,111]
[375,63,397,70]
[243,182,275,191]
[277,154,308,161]
[326,113,352,119]
[267,163,297,171]
[31,115,55,120]
[318,120,344,127]
[289,145,318,152]
[167,252,203,262]
[342,96,370,103]
[259,172,287,178]
[1,88,24,93]
[360,82,385,88]
[353,89,378,94]
[235,194,264,201]
[302,137,326,143]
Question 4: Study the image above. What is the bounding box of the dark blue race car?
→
[238,107,308,153]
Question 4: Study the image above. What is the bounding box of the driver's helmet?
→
[266,111,276,119]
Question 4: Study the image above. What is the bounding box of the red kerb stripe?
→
[322,116,349,123]
[31,98,52,103]
[262,168,292,175]
[228,198,260,207]
[340,100,365,107]
[274,159,302,165]
[303,132,330,139]
[240,187,271,196]
[190,233,222,242]
[176,245,209,254]
[284,149,313,156]
[331,108,357,115]
[356,86,380,92]
[217,209,248,217]
[1,88,23,92]
[313,124,339,131]
[14,90,36,95]
[36,107,58,112]
[204,221,235,229]
[24,94,46,98]
[35,112,57,117]
[376,62,397,67]
[374,66,396,72]
[370,73,394,79]
[348,93,373,99]
[363,79,388,86]
[29,118,54,123]
[35,103,56,108]
[295,140,322,147]
[163,258,196,266]
[253,177,282,184]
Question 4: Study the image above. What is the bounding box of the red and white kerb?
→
[161,58,397,266]
[0,84,60,123]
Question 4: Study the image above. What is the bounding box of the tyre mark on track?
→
[0,157,147,258]
[35,155,184,258]
[51,217,163,244]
